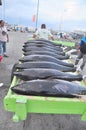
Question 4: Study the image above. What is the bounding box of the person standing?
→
[33,24,54,40]
[74,46,83,67]
[0,20,9,57]
[76,33,86,72]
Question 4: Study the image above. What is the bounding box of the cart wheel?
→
[11,63,18,82]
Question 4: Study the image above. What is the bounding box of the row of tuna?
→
[11,39,86,98]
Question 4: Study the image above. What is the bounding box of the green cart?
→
[4,40,86,122]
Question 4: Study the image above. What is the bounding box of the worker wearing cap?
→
[76,33,86,72]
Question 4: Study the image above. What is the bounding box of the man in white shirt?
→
[0,20,9,57]
[33,24,54,40]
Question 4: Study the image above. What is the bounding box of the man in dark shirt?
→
[76,33,86,72]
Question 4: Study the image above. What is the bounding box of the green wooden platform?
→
[54,40,75,47]
[4,39,86,122]
[4,76,86,122]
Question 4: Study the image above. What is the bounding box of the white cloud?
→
[0,0,86,30]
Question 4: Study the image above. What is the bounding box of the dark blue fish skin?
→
[24,39,61,47]
[16,61,76,72]
[23,45,63,52]
[22,46,63,54]
[23,50,66,58]
[14,68,82,81]
[23,51,69,60]
[19,54,73,67]
[31,39,62,47]
[11,79,86,98]
[23,44,63,53]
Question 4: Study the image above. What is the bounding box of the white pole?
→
[2,0,5,20]
[36,0,39,29]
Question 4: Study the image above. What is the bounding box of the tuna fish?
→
[14,68,82,81]
[22,46,63,53]
[23,44,63,52]
[24,39,61,47]
[11,79,86,97]
[23,51,69,60]
[19,54,74,67]
[15,61,76,72]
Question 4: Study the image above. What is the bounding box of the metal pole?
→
[36,0,39,29]
[59,9,66,32]
[3,0,5,20]
[0,0,2,5]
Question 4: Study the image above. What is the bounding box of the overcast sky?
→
[0,0,86,31]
